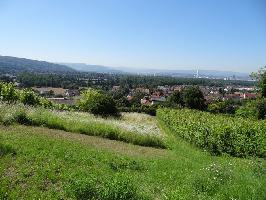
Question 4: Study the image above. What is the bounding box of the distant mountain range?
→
[63,62,250,78]
[115,68,250,78]
[0,56,250,79]
[0,56,75,73]
[60,63,122,73]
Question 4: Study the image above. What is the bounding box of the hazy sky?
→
[0,0,265,72]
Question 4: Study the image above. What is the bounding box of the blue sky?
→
[0,0,265,72]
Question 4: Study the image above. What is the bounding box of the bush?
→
[119,105,157,116]
[0,82,18,103]
[208,100,239,114]
[256,98,266,119]
[39,97,53,108]
[19,89,41,106]
[236,98,266,120]
[157,108,266,158]
[79,89,119,117]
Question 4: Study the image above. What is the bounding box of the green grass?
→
[0,103,265,199]
[0,103,166,149]
[0,124,265,199]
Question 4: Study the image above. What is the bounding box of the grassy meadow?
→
[0,103,265,199]
[1,124,265,199]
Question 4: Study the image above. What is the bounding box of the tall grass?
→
[0,103,166,148]
[57,111,164,138]
[157,108,266,158]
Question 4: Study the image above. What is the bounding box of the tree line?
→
[16,72,256,89]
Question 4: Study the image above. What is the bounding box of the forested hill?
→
[0,56,75,74]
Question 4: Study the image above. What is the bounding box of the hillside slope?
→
[0,56,75,73]
[60,62,123,73]
[0,124,265,199]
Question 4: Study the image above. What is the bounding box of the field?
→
[0,107,266,199]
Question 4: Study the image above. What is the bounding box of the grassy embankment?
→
[0,106,265,199]
[0,103,166,149]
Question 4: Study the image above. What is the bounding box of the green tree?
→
[167,91,182,107]
[182,86,206,110]
[20,89,41,106]
[0,82,18,103]
[256,98,266,119]
[79,88,119,117]
[130,91,145,107]
[110,90,130,107]
[260,69,266,97]
[251,66,266,97]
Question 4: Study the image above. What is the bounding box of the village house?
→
[157,85,170,92]
[151,96,166,105]
[135,87,150,94]
[240,93,257,100]
[205,93,223,103]
[171,85,183,92]
[126,94,133,101]
[112,86,120,91]
[140,96,151,105]
[48,98,76,105]
[65,89,80,97]
[235,87,256,92]
[223,93,241,101]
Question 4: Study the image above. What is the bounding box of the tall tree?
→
[182,86,206,110]
[251,66,266,97]
[167,91,182,107]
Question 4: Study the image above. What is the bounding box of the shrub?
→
[208,100,239,114]
[256,98,266,119]
[39,97,53,108]
[19,89,41,106]
[236,98,266,120]
[157,108,266,158]
[0,82,18,103]
[118,105,157,116]
[79,89,119,117]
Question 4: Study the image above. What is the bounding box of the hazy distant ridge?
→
[119,68,250,77]
[0,56,250,78]
[0,56,75,73]
[63,62,250,78]
[60,63,123,73]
